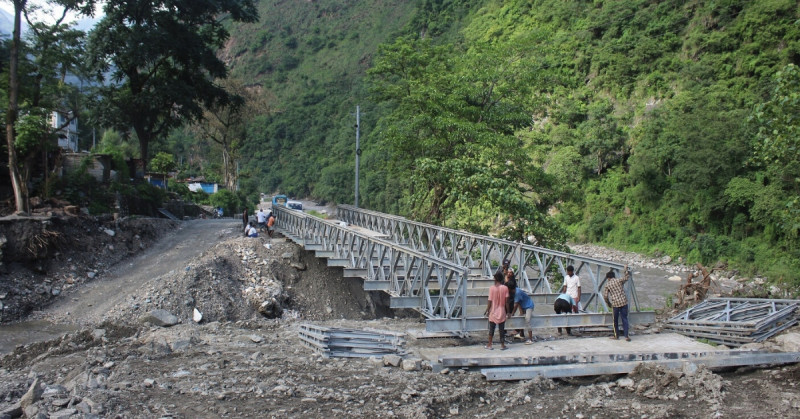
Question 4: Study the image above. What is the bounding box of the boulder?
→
[139,309,179,327]
[383,354,402,367]
[774,332,800,352]
[401,358,421,371]
[20,378,43,411]
[616,377,635,390]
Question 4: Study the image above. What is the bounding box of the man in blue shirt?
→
[554,293,577,336]
[512,288,536,344]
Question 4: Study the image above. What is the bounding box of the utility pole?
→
[354,105,360,208]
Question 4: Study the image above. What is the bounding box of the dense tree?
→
[86,0,258,169]
[369,37,565,246]
[727,64,800,246]
[4,0,96,213]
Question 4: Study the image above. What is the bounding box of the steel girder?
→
[337,205,642,312]
[424,311,656,333]
[481,351,800,381]
[275,206,471,328]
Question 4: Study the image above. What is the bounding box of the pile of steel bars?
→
[665,298,800,347]
[298,323,406,358]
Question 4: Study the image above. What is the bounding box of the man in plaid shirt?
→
[603,265,631,341]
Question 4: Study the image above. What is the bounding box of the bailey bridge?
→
[274,204,655,334]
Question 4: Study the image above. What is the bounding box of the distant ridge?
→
[0,9,14,36]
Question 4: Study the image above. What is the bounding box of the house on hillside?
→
[181,176,219,194]
[52,110,79,152]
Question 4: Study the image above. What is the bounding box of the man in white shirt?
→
[560,265,581,311]
[256,208,267,231]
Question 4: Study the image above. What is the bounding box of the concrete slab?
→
[417,333,718,365]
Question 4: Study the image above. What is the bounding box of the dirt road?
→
[0,219,239,353]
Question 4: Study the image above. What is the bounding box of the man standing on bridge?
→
[603,266,631,341]
[560,265,581,312]
[485,272,509,350]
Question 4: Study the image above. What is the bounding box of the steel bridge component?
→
[276,205,656,333]
[275,206,472,330]
[481,351,800,381]
[440,349,760,368]
[666,298,800,347]
[298,323,407,358]
[337,204,642,312]
[424,312,656,333]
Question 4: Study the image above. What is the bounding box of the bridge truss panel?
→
[337,205,643,312]
[275,206,471,328]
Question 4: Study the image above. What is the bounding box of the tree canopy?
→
[86,0,258,167]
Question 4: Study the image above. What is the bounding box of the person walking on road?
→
[242,207,249,229]
[485,272,509,351]
[603,266,631,341]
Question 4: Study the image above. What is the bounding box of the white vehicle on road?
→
[287,200,303,211]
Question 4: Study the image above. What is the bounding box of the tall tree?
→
[4,0,95,214]
[190,78,272,191]
[5,0,27,213]
[86,0,258,169]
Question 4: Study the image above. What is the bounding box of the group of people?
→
[485,262,631,350]
[243,208,276,238]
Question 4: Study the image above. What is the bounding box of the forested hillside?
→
[224,0,800,283]
[219,0,417,204]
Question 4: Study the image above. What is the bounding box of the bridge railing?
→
[275,205,472,328]
[337,204,643,312]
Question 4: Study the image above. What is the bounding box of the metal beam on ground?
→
[425,312,657,333]
[481,351,800,381]
[440,350,757,368]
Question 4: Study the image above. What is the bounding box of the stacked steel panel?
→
[298,323,407,358]
[665,298,800,347]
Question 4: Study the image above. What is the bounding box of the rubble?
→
[0,216,798,417]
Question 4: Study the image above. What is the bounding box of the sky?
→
[0,1,103,26]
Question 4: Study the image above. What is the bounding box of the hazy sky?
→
[0,1,104,24]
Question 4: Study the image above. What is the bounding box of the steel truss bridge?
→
[274,205,655,334]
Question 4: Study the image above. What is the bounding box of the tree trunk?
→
[222,145,232,190]
[6,1,29,214]
[133,121,150,172]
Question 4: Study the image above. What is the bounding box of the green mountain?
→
[222,0,416,206]
[222,0,800,283]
